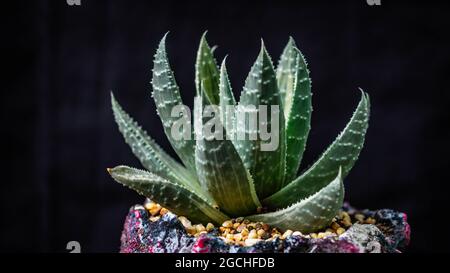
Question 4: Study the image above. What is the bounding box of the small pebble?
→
[186,227,197,235]
[206,223,215,232]
[195,224,206,233]
[159,207,169,215]
[223,238,233,244]
[248,229,258,239]
[340,212,352,227]
[271,228,281,235]
[145,201,162,216]
[336,227,346,235]
[133,204,145,211]
[222,220,233,228]
[149,216,160,222]
[355,213,365,222]
[234,234,243,241]
[244,238,262,246]
[365,217,376,224]
[281,230,293,239]
[144,199,154,210]
[178,216,192,229]
[236,224,246,232]
[331,222,341,230]
[257,229,265,237]
[240,228,249,237]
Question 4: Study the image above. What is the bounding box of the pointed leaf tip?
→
[259,39,269,57]
[195,32,220,104]
[157,32,170,53]
[221,55,228,67]
[288,36,296,45]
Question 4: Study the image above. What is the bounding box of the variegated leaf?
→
[235,42,286,198]
[264,91,370,209]
[248,168,344,233]
[277,38,312,182]
[195,32,220,105]
[195,86,261,216]
[151,33,196,172]
[108,166,229,225]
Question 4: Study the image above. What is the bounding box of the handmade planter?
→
[119,203,410,253]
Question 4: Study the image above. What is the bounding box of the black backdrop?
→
[2,0,450,253]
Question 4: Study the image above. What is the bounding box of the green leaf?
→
[195,86,261,216]
[151,33,196,172]
[264,91,370,209]
[108,165,229,225]
[219,57,236,137]
[111,93,214,202]
[277,38,312,183]
[235,41,286,199]
[195,32,220,105]
[248,168,344,233]
[276,37,300,117]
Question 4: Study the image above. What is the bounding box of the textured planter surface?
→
[119,203,410,253]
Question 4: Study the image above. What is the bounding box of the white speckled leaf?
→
[236,42,286,199]
[151,34,196,172]
[195,32,220,105]
[195,87,261,216]
[277,38,312,183]
[111,93,213,202]
[108,165,229,225]
[248,168,344,233]
[219,58,236,138]
[264,91,369,208]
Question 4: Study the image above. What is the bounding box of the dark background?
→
[2,0,449,253]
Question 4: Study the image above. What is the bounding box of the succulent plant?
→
[108,33,370,233]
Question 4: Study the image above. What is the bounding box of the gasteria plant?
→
[108,33,370,233]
